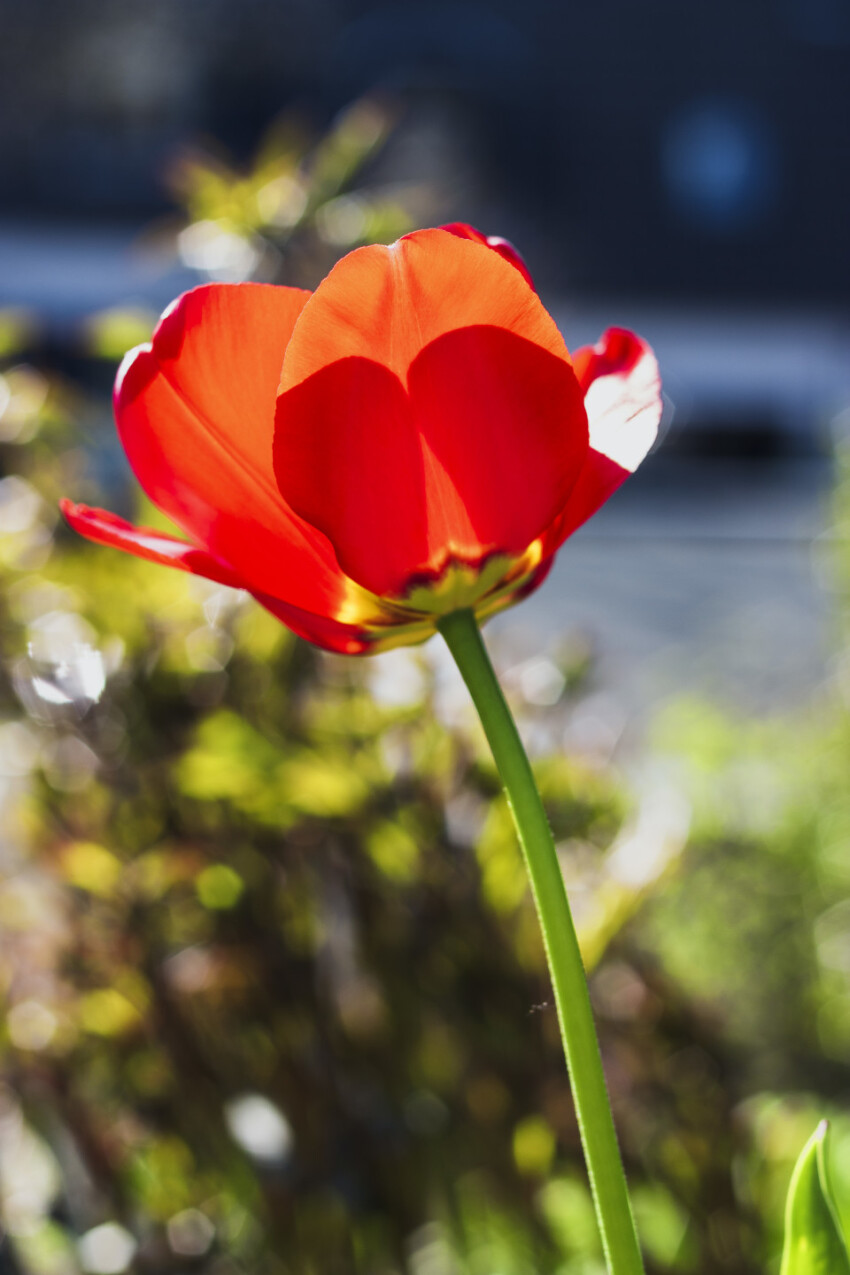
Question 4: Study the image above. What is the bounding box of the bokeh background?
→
[0,3,850,1273]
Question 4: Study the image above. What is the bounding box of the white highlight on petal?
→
[583,346,662,473]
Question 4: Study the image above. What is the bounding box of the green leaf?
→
[781,1121,850,1274]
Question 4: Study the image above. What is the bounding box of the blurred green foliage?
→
[82,95,433,366]
[779,1122,850,1273]
[162,96,429,293]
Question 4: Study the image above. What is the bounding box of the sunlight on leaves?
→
[781,1122,850,1274]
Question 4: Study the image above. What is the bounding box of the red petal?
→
[114,282,351,617]
[439,223,535,290]
[59,500,246,588]
[251,591,374,654]
[274,229,586,599]
[541,328,661,553]
[61,501,389,654]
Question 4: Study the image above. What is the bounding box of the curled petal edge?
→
[59,501,379,655]
[438,222,535,290]
[540,327,662,556]
[59,501,245,588]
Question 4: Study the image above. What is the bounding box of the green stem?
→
[438,608,644,1275]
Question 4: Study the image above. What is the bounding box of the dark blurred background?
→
[2,5,850,1275]
[2,0,850,302]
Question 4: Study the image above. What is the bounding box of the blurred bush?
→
[162,95,432,291]
[80,95,436,377]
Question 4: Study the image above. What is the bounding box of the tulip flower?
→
[62,225,661,1275]
[61,225,661,655]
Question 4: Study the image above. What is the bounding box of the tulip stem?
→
[438,608,644,1275]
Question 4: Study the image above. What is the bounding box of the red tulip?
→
[61,226,661,655]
